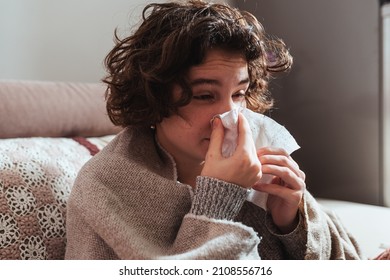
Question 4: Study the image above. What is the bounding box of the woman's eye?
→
[193,94,213,100]
[232,92,246,100]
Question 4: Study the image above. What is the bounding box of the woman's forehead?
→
[187,48,248,80]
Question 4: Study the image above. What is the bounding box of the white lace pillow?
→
[0,136,112,259]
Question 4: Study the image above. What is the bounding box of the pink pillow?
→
[0,80,121,138]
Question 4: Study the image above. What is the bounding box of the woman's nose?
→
[218,99,236,114]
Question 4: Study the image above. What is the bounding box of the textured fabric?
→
[0,137,100,259]
[0,80,121,138]
[65,127,363,260]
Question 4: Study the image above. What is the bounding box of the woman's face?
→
[156,48,250,168]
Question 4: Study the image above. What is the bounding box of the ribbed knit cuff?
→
[190,176,249,220]
[265,211,307,259]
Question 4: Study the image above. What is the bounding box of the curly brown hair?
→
[103,0,292,127]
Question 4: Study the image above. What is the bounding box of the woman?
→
[65,0,362,259]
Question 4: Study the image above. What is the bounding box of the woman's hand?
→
[253,147,306,233]
[201,113,262,189]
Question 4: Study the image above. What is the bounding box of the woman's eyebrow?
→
[190,77,249,87]
[190,78,221,87]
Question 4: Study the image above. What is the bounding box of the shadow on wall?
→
[234,0,382,205]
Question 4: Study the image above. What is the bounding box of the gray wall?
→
[0,0,166,83]
[0,0,232,83]
[383,4,390,206]
[234,0,382,205]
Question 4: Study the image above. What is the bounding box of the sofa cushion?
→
[0,80,121,138]
[318,198,390,259]
[0,136,110,259]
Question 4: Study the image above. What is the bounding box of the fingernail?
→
[211,116,220,129]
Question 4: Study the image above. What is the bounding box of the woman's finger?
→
[261,164,306,191]
[259,154,303,179]
[205,117,224,159]
[252,182,303,202]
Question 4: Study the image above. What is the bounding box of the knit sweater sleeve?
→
[162,176,261,259]
[190,176,249,219]
[300,191,363,259]
[65,173,262,260]
[260,191,363,260]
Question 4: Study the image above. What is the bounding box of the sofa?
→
[0,80,120,259]
[317,198,390,259]
[0,79,389,260]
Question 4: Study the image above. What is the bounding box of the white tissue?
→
[218,107,300,210]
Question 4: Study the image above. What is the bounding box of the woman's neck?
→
[176,161,204,188]
[153,133,204,188]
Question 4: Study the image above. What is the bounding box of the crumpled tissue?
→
[217,107,300,210]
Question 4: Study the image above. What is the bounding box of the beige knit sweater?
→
[65,127,362,260]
